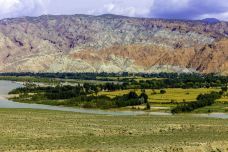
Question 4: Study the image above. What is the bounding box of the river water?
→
[0,80,227,119]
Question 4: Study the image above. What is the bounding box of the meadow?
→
[0,109,227,152]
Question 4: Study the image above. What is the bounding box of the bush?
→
[140,93,148,103]
[160,90,166,94]
[171,91,222,113]
[221,86,228,92]
[145,102,151,110]
[128,91,138,99]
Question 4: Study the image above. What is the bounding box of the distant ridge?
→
[202,18,220,24]
[0,14,227,75]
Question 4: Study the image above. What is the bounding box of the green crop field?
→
[0,109,227,152]
[98,88,226,103]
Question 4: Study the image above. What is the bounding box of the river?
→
[0,80,227,119]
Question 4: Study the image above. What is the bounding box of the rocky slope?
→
[0,14,227,74]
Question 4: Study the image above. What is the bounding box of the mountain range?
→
[0,14,227,75]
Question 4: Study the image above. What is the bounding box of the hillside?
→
[0,14,227,74]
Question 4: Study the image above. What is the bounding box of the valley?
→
[0,73,227,152]
[0,13,227,152]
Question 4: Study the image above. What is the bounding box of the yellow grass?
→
[217,95,228,103]
[98,88,223,103]
[0,109,228,151]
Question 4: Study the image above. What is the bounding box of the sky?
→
[0,0,227,21]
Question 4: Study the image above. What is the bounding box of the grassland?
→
[0,109,227,152]
[193,103,228,113]
[98,88,226,103]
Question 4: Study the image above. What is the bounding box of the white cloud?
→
[0,0,227,21]
[0,0,49,19]
[88,0,153,17]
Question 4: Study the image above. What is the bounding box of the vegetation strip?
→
[3,72,227,113]
[171,91,225,113]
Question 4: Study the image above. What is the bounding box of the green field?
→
[98,88,226,103]
[193,103,228,113]
[0,109,227,152]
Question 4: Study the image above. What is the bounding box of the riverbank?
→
[0,80,227,118]
[0,80,172,116]
[1,80,228,151]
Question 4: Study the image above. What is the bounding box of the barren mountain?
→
[0,14,227,74]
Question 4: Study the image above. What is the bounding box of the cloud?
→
[0,0,227,21]
[150,0,228,20]
[88,0,153,17]
[0,0,48,19]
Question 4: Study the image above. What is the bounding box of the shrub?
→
[171,91,222,113]
[128,91,138,99]
[145,102,151,110]
[160,90,166,94]
[140,93,148,103]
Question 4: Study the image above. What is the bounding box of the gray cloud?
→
[150,0,228,20]
[0,0,227,21]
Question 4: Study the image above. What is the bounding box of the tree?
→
[160,90,166,94]
[151,89,157,95]
[140,92,148,103]
[145,102,151,110]
[94,87,99,96]
[128,91,138,99]
[221,86,228,92]
[141,89,146,93]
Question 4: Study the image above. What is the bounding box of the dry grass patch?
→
[0,109,227,151]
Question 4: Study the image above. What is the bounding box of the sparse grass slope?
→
[0,109,227,152]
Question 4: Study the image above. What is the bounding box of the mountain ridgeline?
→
[0,14,227,74]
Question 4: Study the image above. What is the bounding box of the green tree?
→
[221,86,228,92]
[160,90,166,94]
[145,102,151,110]
[128,91,138,99]
[140,92,148,103]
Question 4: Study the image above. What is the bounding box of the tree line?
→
[10,84,150,109]
[171,90,225,113]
